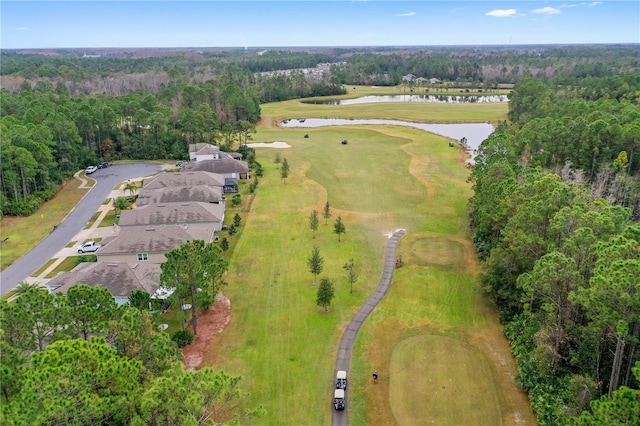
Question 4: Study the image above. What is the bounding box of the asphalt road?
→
[332,229,406,426]
[0,163,162,296]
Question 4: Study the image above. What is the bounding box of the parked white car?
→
[77,241,101,253]
[85,166,98,174]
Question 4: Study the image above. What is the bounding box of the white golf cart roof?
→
[336,370,347,380]
[334,389,345,399]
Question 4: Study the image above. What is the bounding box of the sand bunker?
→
[247,141,291,149]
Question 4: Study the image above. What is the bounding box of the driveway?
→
[0,163,163,296]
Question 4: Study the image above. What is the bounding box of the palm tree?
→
[114,197,129,215]
[123,181,137,196]
[11,281,43,300]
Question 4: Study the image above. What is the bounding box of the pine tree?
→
[316,277,335,312]
[343,259,359,294]
[307,246,324,284]
[281,158,290,182]
[323,201,331,225]
[309,210,319,238]
[334,216,346,242]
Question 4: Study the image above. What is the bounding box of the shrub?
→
[171,330,194,348]
[249,178,259,193]
[77,254,97,263]
[253,161,263,177]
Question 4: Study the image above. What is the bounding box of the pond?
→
[280,118,494,163]
[302,94,508,105]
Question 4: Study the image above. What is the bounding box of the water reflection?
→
[280,118,494,164]
[302,94,508,105]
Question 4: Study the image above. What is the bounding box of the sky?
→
[1,1,639,49]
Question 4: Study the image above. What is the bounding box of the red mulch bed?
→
[182,293,231,371]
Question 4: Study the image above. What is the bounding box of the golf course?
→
[202,86,536,425]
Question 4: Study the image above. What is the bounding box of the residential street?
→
[0,163,163,296]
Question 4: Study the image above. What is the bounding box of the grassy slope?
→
[206,94,535,425]
[0,178,89,270]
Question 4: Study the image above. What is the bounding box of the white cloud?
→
[558,2,601,8]
[532,6,561,15]
[395,11,416,17]
[486,9,518,17]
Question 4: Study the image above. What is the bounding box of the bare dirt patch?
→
[182,294,231,371]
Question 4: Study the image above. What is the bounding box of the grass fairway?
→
[390,335,500,426]
[201,93,534,425]
[261,98,508,124]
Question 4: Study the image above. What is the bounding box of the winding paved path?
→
[332,228,407,426]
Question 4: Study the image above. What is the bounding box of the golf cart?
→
[334,389,345,410]
[336,370,347,390]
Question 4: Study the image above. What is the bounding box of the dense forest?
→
[2,44,638,94]
[469,73,640,423]
[0,72,343,216]
[0,285,263,424]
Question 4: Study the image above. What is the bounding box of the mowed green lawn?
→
[260,88,509,124]
[205,93,534,425]
[389,335,501,425]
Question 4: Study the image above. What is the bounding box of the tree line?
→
[0,77,261,216]
[4,45,637,89]
[468,73,640,424]
[0,283,263,424]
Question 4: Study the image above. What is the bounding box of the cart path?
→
[332,228,407,426]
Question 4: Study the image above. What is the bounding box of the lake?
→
[302,94,508,105]
[280,118,494,163]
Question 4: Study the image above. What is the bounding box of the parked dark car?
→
[98,162,109,169]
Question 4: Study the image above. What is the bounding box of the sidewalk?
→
[25,175,144,286]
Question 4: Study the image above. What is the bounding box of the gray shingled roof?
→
[98,225,214,255]
[137,185,222,206]
[118,202,224,227]
[49,262,161,297]
[181,156,249,174]
[189,143,220,155]
[143,171,224,190]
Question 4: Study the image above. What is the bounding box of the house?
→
[136,185,223,207]
[188,143,221,161]
[118,201,225,231]
[48,262,161,306]
[181,156,250,180]
[97,225,215,263]
[226,152,243,160]
[402,74,416,82]
[429,78,442,84]
[142,171,225,190]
